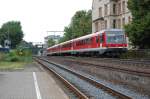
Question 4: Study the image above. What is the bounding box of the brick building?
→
[92,0,132,33]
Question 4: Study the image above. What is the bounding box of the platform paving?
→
[0,62,69,99]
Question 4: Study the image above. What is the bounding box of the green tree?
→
[47,38,55,47]
[17,40,34,49]
[60,10,92,42]
[0,29,6,46]
[0,21,24,48]
[125,0,150,49]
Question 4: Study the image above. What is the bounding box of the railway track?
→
[34,57,131,99]
[65,56,150,66]
[34,58,88,99]
[47,56,150,77]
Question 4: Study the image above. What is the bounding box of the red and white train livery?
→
[47,29,127,56]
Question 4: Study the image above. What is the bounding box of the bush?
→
[3,50,20,62]
[121,50,150,59]
[1,49,32,62]
[6,55,20,62]
[10,56,20,62]
[16,49,32,56]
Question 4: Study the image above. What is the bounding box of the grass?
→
[0,62,27,70]
[0,49,33,70]
[19,56,33,62]
[0,56,33,70]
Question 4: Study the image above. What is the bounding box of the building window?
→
[118,3,121,14]
[95,22,99,32]
[122,1,125,13]
[113,4,116,15]
[105,20,107,29]
[104,4,108,16]
[113,19,116,28]
[118,19,121,28]
[99,7,102,17]
[122,17,125,26]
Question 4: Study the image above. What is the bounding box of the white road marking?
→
[33,72,42,99]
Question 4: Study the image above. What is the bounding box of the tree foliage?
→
[59,10,92,43]
[47,38,55,47]
[0,21,24,48]
[125,0,150,49]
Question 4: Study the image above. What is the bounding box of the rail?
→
[57,58,150,77]
[35,57,131,99]
[34,57,89,99]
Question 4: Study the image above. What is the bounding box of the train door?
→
[96,35,100,48]
[100,34,103,48]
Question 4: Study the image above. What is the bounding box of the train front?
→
[104,29,127,56]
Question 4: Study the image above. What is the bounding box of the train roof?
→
[47,39,73,49]
[59,39,73,45]
[73,29,124,41]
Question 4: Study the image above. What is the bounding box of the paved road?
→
[0,62,69,99]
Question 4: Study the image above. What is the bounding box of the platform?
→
[0,62,69,99]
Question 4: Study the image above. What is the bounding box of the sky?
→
[0,0,92,43]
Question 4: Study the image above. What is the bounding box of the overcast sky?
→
[0,0,92,43]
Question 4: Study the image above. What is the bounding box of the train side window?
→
[87,38,90,44]
[82,40,84,45]
[85,39,88,44]
[84,39,86,44]
[81,40,83,45]
[89,38,91,44]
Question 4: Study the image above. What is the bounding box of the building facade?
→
[92,0,132,33]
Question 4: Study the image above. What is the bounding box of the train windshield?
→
[106,31,126,44]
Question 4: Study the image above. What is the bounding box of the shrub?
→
[2,50,20,62]
[121,50,150,59]
[9,56,20,62]
[1,49,32,62]
[16,49,32,56]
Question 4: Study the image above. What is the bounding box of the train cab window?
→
[106,31,126,44]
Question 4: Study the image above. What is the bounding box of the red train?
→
[47,29,127,56]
